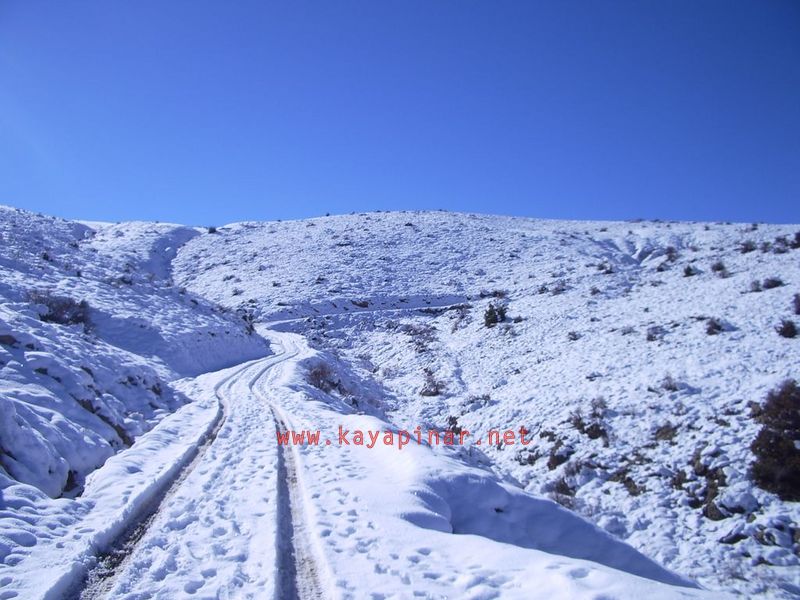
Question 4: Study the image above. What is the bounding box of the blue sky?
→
[0,1,798,225]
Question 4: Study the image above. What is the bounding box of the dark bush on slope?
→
[710,261,728,277]
[762,277,784,290]
[740,240,756,254]
[751,380,800,500]
[484,303,507,328]
[28,291,90,330]
[776,319,797,339]
[706,318,724,335]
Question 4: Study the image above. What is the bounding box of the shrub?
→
[776,319,797,339]
[794,294,800,316]
[773,236,789,254]
[683,265,698,277]
[740,240,757,254]
[568,409,585,432]
[792,232,800,250]
[750,380,800,500]
[567,331,581,341]
[662,374,679,392]
[308,363,335,392]
[483,303,507,328]
[28,291,90,329]
[762,277,784,290]
[710,261,727,277]
[706,318,724,335]
[420,368,444,396]
[546,439,573,470]
[590,397,607,418]
[598,263,614,274]
[236,308,257,335]
[750,280,762,293]
[665,246,678,262]
[207,226,218,234]
[655,422,677,442]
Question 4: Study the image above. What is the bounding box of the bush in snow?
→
[750,280,762,293]
[236,308,257,335]
[750,380,800,500]
[739,240,756,254]
[308,363,336,392]
[661,374,680,392]
[483,303,507,328]
[683,265,698,277]
[776,319,797,339]
[207,226,218,233]
[28,291,90,330]
[762,277,784,290]
[420,368,444,396]
[706,318,724,336]
[772,236,790,254]
[710,261,728,277]
[793,293,800,316]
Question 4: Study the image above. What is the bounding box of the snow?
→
[2,206,799,598]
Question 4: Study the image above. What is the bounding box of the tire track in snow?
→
[271,409,325,600]
[250,332,327,599]
[73,355,277,599]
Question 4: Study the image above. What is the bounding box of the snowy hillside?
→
[1,206,798,598]
[174,211,800,597]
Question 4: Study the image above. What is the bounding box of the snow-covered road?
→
[78,336,322,599]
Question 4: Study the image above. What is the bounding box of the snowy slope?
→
[0,206,267,542]
[173,211,800,597]
[1,207,798,598]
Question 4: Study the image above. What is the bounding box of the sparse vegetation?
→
[661,374,679,392]
[762,277,784,290]
[28,291,90,330]
[750,380,800,500]
[207,226,218,234]
[546,438,573,470]
[683,265,698,277]
[654,422,677,442]
[710,261,728,277]
[483,303,507,328]
[420,368,444,396]
[706,318,723,335]
[776,319,797,339]
[739,240,756,254]
[308,363,335,392]
[793,293,800,316]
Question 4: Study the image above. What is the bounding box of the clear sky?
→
[0,1,798,225]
